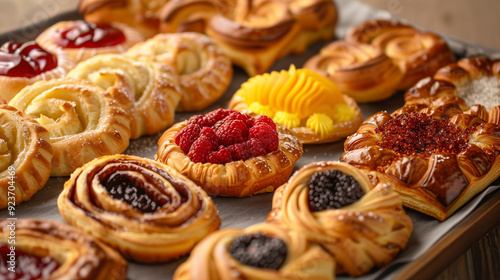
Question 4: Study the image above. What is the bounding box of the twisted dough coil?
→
[0,105,53,209]
[9,78,131,177]
[57,154,221,263]
[0,218,127,280]
[67,53,183,138]
[126,32,233,112]
[267,161,413,276]
[174,222,336,280]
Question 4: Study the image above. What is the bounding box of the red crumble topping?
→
[376,112,472,157]
[0,41,58,78]
[176,110,279,164]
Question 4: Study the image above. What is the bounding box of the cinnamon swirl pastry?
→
[267,161,413,276]
[8,78,131,177]
[346,19,455,90]
[0,219,127,280]
[57,154,221,263]
[174,222,336,280]
[304,40,404,103]
[0,105,52,209]
[126,32,232,112]
[340,98,500,221]
[67,53,182,138]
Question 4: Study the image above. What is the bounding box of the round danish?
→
[405,56,500,126]
[57,154,221,263]
[126,32,233,112]
[36,20,144,63]
[8,78,131,177]
[174,222,336,280]
[267,161,413,276]
[0,105,52,209]
[304,40,404,103]
[155,109,303,197]
[67,53,182,139]
[0,219,127,280]
[346,19,455,90]
[340,98,500,221]
[229,65,363,144]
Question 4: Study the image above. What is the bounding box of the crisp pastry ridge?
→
[0,218,127,280]
[267,161,413,276]
[67,53,183,138]
[340,98,500,221]
[8,78,131,177]
[174,222,336,280]
[0,105,53,209]
[57,154,221,263]
[126,32,233,112]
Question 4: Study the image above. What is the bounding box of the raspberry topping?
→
[215,119,249,146]
[0,41,58,78]
[229,233,288,270]
[175,123,201,154]
[52,20,126,49]
[249,123,279,152]
[1,244,60,280]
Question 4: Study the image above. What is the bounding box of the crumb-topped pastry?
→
[156,109,303,197]
[340,98,500,221]
[229,65,363,144]
[268,161,413,276]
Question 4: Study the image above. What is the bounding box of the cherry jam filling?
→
[0,244,60,280]
[229,233,287,270]
[376,112,472,157]
[52,20,126,48]
[0,41,58,78]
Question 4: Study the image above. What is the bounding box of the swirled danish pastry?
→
[57,154,221,263]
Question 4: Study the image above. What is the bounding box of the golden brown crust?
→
[174,223,335,280]
[155,121,303,197]
[0,105,53,209]
[57,154,221,263]
[0,218,128,280]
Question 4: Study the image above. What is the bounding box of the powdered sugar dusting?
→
[455,77,500,110]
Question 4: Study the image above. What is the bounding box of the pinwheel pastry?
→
[67,53,182,138]
[0,219,127,280]
[36,20,144,63]
[267,161,413,276]
[8,78,131,177]
[0,105,53,209]
[155,109,303,197]
[57,154,221,263]
[174,222,336,280]
[346,19,455,90]
[0,41,75,102]
[126,32,233,112]
[340,98,500,221]
[405,56,500,126]
[229,65,363,144]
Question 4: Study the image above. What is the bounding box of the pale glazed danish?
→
[267,161,413,276]
[126,32,233,112]
[0,219,127,280]
[9,78,131,177]
[155,109,303,197]
[174,222,336,280]
[346,19,455,90]
[36,20,144,63]
[57,154,221,263]
[405,56,500,126]
[229,65,363,144]
[0,105,53,209]
[340,98,500,221]
[67,53,183,138]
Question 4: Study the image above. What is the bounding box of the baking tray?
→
[1,0,499,279]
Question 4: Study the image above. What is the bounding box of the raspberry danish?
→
[57,154,221,263]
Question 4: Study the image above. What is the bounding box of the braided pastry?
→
[267,161,413,276]
[57,154,221,263]
[0,219,127,280]
[67,53,182,138]
[9,78,131,177]
[126,32,232,112]
[0,105,52,209]
[174,222,336,280]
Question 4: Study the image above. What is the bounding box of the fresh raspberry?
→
[249,123,279,153]
[216,119,249,146]
[207,109,233,122]
[189,109,232,127]
[175,123,202,154]
[228,143,252,161]
[207,146,233,164]
[199,127,218,150]
[187,136,214,163]
[252,115,276,130]
[224,111,253,127]
[245,138,268,157]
